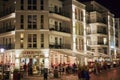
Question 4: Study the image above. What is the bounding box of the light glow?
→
[0,48,5,53]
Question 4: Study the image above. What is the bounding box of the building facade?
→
[115,18,120,60]
[84,1,116,62]
[0,0,118,74]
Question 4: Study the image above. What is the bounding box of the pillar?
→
[15,50,21,69]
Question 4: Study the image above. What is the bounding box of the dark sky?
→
[78,0,120,18]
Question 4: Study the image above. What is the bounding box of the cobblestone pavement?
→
[22,67,120,80]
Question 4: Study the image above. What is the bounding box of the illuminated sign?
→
[21,51,42,58]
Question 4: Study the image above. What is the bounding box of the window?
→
[20,33,24,48]
[40,15,44,29]
[60,38,62,45]
[20,15,24,29]
[59,23,62,31]
[55,21,58,30]
[21,0,24,10]
[27,34,37,48]
[79,39,84,50]
[28,0,37,10]
[40,0,44,10]
[75,8,77,19]
[55,37,58,45]
[81,10,83,21]
[41,34,44,48]
[54,6,58,13]
[28,15,37,29]
[21,0,24,4]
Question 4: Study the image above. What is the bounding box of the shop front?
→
[19,51,44,75]
[49,49,88,68]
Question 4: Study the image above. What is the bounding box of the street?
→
[22,67,120,80]
[90,68,120,80]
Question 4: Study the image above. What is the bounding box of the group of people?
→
[43,63,90,80]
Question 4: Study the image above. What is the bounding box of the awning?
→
[51,49,93,58]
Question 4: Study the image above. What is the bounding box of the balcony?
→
[49,43,71,49]
[0,44,15,50]
[0,26,15,33]
[97,30,107,34]
[97,42,108,45]
[49,25,70,33]
[49,7,70,18]
[0,6,15,18]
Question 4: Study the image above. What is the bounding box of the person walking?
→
[43,68,48,80]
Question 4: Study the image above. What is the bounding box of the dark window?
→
[28,0,37,10]
[21,15,24,23]
[28,15,37,29]
[21,6,24,10]
[41,44,44,48]
[40,15,44,29]
[21,0,24,4]
[40,0,44,10]
[20,15,24,29]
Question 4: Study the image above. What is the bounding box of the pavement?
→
[21,67,120,80]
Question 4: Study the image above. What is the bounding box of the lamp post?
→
[0,48,5,80]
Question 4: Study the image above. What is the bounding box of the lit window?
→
[20,33,24,48]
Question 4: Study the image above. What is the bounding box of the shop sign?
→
[21,51,41,58]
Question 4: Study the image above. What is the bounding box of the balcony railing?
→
[97,42,108,45]
[49,25,70,33]
[97,30,107,34]
[87,31,107,35]
[89,19,107,24]
[0,26,15,33]
[49,43,71,49]
[49,7,70,18]
[0,44,15,50]
[0,6,15,18]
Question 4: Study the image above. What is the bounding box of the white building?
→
[0,0,117,73]
[115,18,120,60]
[84,1,116,62]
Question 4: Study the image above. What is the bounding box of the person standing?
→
[54,67,59,78]
[78,68,83,80]
[83,67,90,80]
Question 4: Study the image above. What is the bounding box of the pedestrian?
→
[43,68,48,80]
[83,67,90,80]
[18,71,21,80]
[78,67,84,80]
[23,63,27,76]
[54,67,59,78]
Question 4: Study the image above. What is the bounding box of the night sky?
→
[78,0,120,18]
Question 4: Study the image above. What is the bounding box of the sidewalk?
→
[22,74,78,80]
[21,67,120,80]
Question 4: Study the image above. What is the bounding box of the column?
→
[15,50,21,69]
[72,5,76,51]
[83,9,87,65]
